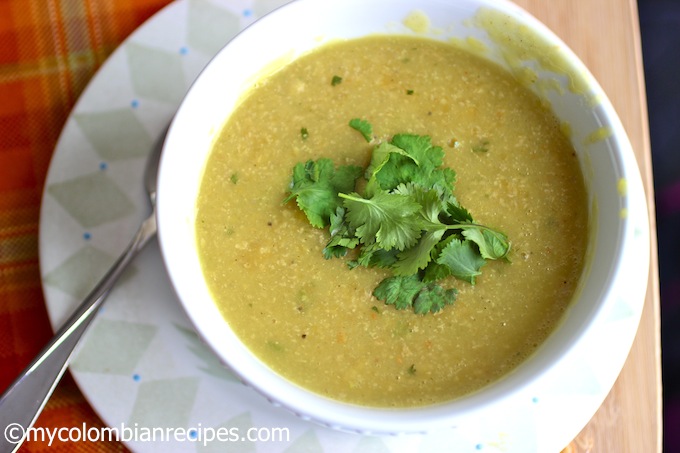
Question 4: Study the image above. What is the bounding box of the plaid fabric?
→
[0,1,172,451]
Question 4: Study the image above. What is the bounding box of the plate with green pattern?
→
[38,0,646,451]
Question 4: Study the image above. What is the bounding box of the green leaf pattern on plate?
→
[71,319,157,374]
[128,377,200,429]
[74,109,153,161]
[44,245,136,299]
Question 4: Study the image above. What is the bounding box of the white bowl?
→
[157,0,649,435]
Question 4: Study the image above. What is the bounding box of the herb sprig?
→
[284,119,510,314]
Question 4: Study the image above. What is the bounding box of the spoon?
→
[0,125,167,452]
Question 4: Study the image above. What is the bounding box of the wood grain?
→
[513,1,662,452]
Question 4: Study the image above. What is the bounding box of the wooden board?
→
[513,1,662,452]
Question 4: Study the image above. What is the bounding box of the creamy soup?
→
[195,36,588,407]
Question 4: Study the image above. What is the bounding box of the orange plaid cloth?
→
[0,1,172,451]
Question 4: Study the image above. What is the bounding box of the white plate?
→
[39,1,647,451]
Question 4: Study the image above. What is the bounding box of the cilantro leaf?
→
[284,159,362,228]
[374,275,457,314]
[366,142,418,179]
[349,118,373,142]
[393,230,445,275]
[323,207,359,259]
[444,198,474,223]
[331,75,343,86]
[391,134,444,170]
[436,238,486,284]
[413,284,457,314]
[426,166,457,194]
[392,182,447,225]
[372,152,417,191]
[421,234,457,282]
[373,134,456,192]
[334,164,365,193]
[422,261,453,282]
[373,275,425,310]
[350,242,400,269]
[462,227,511,260]
[339,191,422,251]
[369,248,400,268]
[391,133,457,190]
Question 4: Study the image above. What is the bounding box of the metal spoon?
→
[0,125,167,452]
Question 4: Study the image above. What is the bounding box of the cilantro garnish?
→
[284,120,510,314]
[349,118,373,142]
[472,138,490,153]
[331,75,343,86]
[282,159,362,228]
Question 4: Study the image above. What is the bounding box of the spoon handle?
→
[0,213,157,453]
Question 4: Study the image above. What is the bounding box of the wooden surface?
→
[514,1,662,452]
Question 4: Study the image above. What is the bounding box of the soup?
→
[195,35,588,407]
